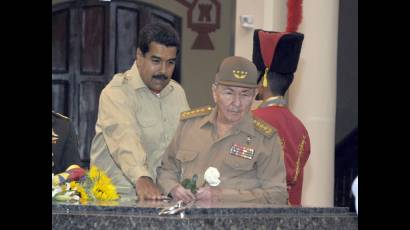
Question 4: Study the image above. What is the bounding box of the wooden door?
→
[52,0,181,168]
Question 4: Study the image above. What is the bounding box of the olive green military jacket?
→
[90,62,190,195]
[157,107,288,204]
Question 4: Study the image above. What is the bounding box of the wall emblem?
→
[176,0,221,50]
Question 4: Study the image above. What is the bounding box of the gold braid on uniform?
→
[292,135,306,183]
[279,136,286,164]
[180,106,213,120]
[252,117,275,138]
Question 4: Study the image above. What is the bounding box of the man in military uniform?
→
[52,111,81,174]
[90,22,190,200]
[252,29,310,206]
[157,56,288,205]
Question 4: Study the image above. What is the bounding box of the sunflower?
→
[52,165,119,204]
[69,181,89,204]
[88,165,100,182]
[88,166,119,201]
[92,177,119,201]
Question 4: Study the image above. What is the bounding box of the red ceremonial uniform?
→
[252,96,310,205]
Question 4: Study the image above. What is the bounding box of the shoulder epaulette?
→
[180,106,212,121]
[52,111,70,120]
[253,117,275,138]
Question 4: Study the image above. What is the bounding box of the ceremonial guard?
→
[252,27,310,205]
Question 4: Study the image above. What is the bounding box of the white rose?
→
[204,167,220,186]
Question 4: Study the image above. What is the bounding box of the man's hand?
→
[169,184,196,203]
[195,186,221,203]
[136,176,162,200]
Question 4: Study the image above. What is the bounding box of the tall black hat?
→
[252,0,304,87]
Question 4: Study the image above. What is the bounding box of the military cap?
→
[215,56,258,88]
[252,30,304,85]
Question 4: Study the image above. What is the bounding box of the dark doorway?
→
[52,0,182,168]
[334,0,358,210]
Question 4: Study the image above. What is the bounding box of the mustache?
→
[152,74,168,81]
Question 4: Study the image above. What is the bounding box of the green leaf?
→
[181,174,198,194]
[181,178,191,188]
[53,194,72,202]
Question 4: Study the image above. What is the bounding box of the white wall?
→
[289,0,339,207]
[234,0,287,58]
[235,0,265,59]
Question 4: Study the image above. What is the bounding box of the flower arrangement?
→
[52,165,119,204]
[181,167,221,193]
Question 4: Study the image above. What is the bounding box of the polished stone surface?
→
[52,198,358,230]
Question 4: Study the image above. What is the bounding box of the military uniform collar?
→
[125,62,174,97]
[124,62,144,90]
[258,96,287,108]
[199,107,255,137]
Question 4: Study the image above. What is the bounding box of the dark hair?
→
[258,71,294,96]
[138,22,180,55]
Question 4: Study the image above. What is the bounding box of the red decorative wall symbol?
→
[176,0,221,50]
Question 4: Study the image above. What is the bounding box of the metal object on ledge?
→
[158,200,193,216]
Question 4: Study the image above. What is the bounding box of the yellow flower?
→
[88,165,100,181]
[53,165,119,203]
[70,181,89,204]
[92,180,119,201]
[88,166,119,201]
[69,181,77,188]
[88,165,101,182]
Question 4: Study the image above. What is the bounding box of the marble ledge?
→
[52,200,358,230]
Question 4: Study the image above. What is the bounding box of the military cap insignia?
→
[253,117,275,137]
[180,106,212,120]
[232,70,248,79]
